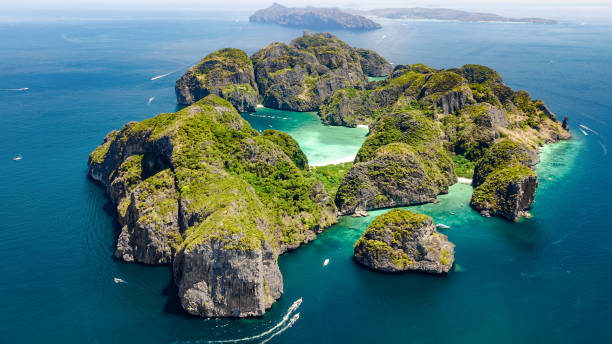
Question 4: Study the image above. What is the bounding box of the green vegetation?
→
[473,139,532,186]
[262,130,309,169]
[355,102,441,163]
[221,83,258,97]
[453,155,475,178]
[311,162,353,199]
[422,71,465,94]
[89,131,118,164]
[90,94,334,253]
[471,164,536,213]
[458,64,502,84]
[367,209,429,234]
[196,48,252,72]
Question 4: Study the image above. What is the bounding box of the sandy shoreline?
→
[311,155,355,167]
[457,177,473,184]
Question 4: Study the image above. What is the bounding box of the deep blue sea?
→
[1,11,611,343]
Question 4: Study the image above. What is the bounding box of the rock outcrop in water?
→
[353,209,454,273]
[251,32,389,112]
[88,95,336,317]
[249,4,382,30]
[175,48,259,112]
[469,140,540,221]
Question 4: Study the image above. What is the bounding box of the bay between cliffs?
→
[243,107,369,166]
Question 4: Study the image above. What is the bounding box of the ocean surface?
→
[1,12,611,343]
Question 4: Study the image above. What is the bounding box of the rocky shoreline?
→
[89,32,570,318]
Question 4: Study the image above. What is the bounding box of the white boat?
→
[113,277,126,284]
[323,258,330,267]
[436,224,451,230]
[13,154,22,161]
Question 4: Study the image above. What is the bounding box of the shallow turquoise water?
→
[1,12,611,344]
[243,107,368,166]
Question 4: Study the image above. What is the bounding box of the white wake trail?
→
[151,72,172,81]
[579,124,599,135]
[599,141,608,156]
[191,297,302,344]
[1,88,29,91]
[260,313,300,344]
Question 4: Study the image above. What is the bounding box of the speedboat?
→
[436,223,451,230]
[13,154,22,161]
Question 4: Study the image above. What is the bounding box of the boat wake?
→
[579,124,599,136]
[151,72,172,81]
[260,313,300,344]
[246,113,288,120]
[178,297,302,344]
[599,141,608,156]
[1,88,29,91]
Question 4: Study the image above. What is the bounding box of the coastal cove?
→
[1,12,611,343]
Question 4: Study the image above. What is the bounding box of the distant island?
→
[249,4,557,29]
[355,7,558,24]
[249,3,381,30]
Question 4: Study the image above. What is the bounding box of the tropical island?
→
[249,4,557,30]
[354,7,558,24]
[249,3,381,30]
[88,31,570,318]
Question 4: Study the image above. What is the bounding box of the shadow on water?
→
[162,268,187,316]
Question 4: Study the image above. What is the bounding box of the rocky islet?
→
[353,209,455,274]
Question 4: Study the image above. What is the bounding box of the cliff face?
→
[175,48,259,112]
[353,209,454,273]
[249,4,382,30]
[335,103,456,215]
[320,65,474,127]
[251,32,390,112]
[88,95,336,317]
[356,48,393,77]
[468,140,540,221]
[329,62,570,220]
[470,165,538,221]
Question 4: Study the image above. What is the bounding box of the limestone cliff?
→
[468,140,540,221]
[88,95,336,317]
[175,48,259,112]
[251,32,389,112]
[330,63,570,220]
[354,209,454,273]
[320,64,474,127]
[335,101,456,215]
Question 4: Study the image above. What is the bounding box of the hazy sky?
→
[1,0,611,21]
